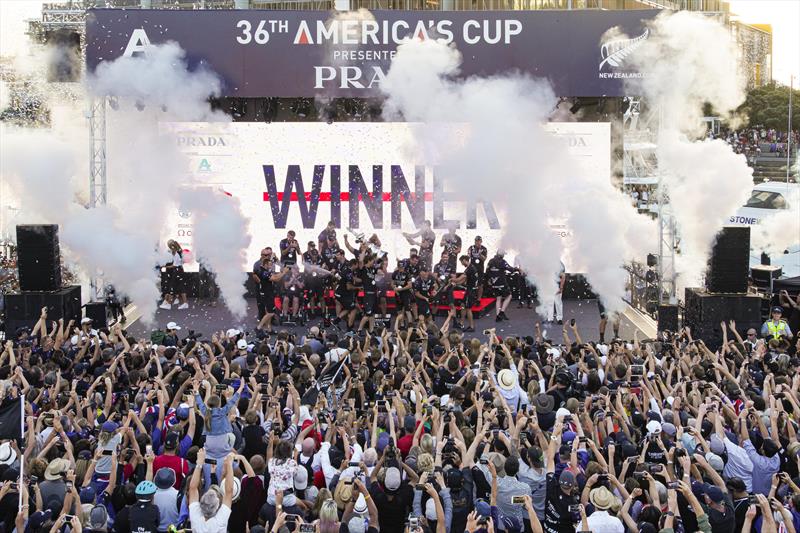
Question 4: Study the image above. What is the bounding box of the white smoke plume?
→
[382,39,656,315]
[623,11,753,289]
[179,188,252,319]
[751,206,800,255]
[89,42,222,121]
[1,40,242,323]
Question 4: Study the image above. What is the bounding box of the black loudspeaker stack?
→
[4,286,82,334]
[84,302,108,329]
[657,305,679,333]
[683,288,762,350]
[706,227,750,294]
[16,225,62,291]
[4,225,81,334]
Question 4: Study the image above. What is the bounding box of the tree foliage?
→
[738,82,800,131]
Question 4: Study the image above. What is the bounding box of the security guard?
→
[761,306,794,339]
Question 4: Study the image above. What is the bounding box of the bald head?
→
[302,437,316,456]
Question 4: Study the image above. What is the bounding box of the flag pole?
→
[18,393,24,512]
[788,75,794,189]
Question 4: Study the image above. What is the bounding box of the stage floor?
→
[125,297,652,343]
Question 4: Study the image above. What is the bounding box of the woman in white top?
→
[267,439,299,508]
[160,239,189,310]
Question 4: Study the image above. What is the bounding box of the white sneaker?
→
[159,302,171,310]
[177,303,189,310]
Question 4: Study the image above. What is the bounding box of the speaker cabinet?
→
[657,305,679,333]
[707,227,750,294]
[4,286,82,333]
[16,225,62,291]
[684,287,763,350]
[84,302,108,328]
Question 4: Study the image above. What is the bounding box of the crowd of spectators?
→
[1,288,800,533]
[716,127,798,163]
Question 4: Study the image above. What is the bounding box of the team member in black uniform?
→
[128,481,160,533]
[458,254,479,332]
[391,260,414,328]
[486,251,514,322]
[279,230,301,266]
[375,257,391,320]
[440,225,462,272]
[403,220,436,271]
[597,299,621,343]
[252,249,289,331]
[433,252,457,321]
[317,220,337,249]
[303,241,327,316]
[413,268,438,327]
[467,236,488,299]
[357,254,380,333]
[543,418,580,533]
[334,254,359,331]
[281,264,305,323]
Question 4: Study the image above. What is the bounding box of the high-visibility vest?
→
[767,320,787,338]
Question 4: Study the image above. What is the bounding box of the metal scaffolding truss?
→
[88,96,108,208]
[26,5,86,42]
[622,97,677,305]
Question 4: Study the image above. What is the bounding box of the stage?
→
[124,297,654,343]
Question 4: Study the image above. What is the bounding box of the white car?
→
[729,182,799,226]
[731,182,800,278]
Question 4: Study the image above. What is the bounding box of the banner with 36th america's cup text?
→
[86,9,658,98]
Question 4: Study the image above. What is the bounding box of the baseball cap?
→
[559,469,577,488]
[384,466,401,492]
[704,484,725,503]
[705,452,724,473]
[646,420,662,435]
[353,493,368,513]
[166,321,181,331]
[101,421,119,433]
[475,500,491,517]
[79,486,97,504]
[236,339,248,350]
[709,434,725,455]
[164,431,179,449]
[294,466,309,490]
[88,505,108,529]
[81,317,93,324]
[154,467,176,490]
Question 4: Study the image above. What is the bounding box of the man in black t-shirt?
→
[467,236,488,299]
[391,261,414,328]
[252,250,289,329]
[334,257,359,331]
[403,220,436,271]
[440,225,462,271]
[317,221,337,249]
[486,252,514,323]
[457,255,479,332]
[279,230,301,266]
[413,269,438,324]
[433,252,456,319]
[302,241,326,316]
[369,466,414,533]
[544,418,578,533]
[357,255,380,333]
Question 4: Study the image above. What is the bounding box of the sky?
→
[0,0,798,84]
